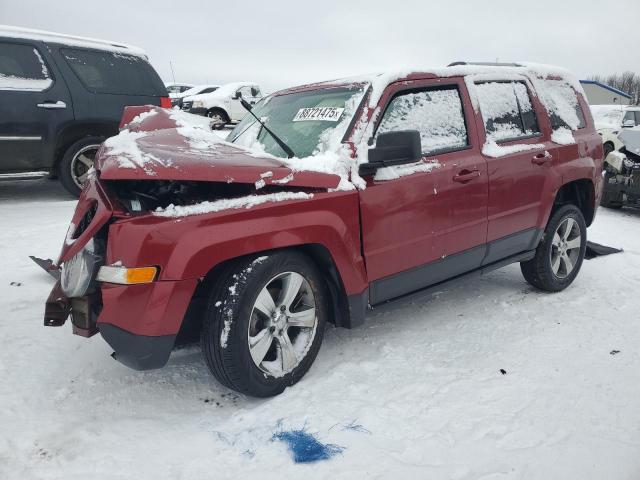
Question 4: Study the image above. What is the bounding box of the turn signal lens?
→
[96,265,158,285]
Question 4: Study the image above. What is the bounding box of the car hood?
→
[96,106,341,189]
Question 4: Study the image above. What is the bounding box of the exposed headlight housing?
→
[192,101,204,108]
[60,239,103,298]
[97,265,158,285]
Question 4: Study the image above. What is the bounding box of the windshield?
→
[227,85,366,158]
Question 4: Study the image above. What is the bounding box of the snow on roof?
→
[0,25,146,57]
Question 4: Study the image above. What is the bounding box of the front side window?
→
[0,42,52,91]
[61,48,165,96]
[376,86,469,155]
[476,81,540,142]
[228,85,365,158]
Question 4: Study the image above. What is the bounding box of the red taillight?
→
[160,97,172,108]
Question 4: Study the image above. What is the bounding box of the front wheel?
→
[201,252,327,397]
[58,136,104,197]
[520,204,587,292]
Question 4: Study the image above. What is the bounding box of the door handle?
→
[453,169,480,183]
[532,152,553,165]
[37,101,66,109]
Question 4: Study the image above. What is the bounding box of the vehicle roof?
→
[0,25,146,56]
[185,82,259,100]
[273,63,585,107]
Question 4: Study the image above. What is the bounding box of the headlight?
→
[60,239,103,298]
[192,101,203,108]
[97,265,158,285]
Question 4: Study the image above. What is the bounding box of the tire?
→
[603,142,614,159]
[201,251,328,397]
[206,108,229,126]
[520,204,587,292]
[600,172,624,209]
[58,136,105,197]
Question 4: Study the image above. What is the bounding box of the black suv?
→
[0,26,170,195]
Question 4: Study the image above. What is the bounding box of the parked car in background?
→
[0,25,170,196]
[591,105,640,157]
[165,82,193,98]
[170,84,219,108]
[181,82,262,125]
[45,63,602,397]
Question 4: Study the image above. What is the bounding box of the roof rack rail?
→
[448,61,522,67]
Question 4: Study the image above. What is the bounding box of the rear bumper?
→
[99,323,176,370]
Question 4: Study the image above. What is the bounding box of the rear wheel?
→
[58,136,104,197]
[206,108,229,127]
[520,204,587,292]
[201,252,327,397]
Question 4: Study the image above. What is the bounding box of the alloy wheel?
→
[247,271,318,377]
[550,217,582,278]
[71,145,99,188]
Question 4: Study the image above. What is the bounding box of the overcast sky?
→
[2,0,637,92]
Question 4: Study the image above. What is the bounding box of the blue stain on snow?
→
[272,429,344,463]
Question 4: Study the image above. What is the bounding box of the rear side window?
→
[61,48,165,96]
[376,86,469,155]
[0,42,52,91]
[475,81,540,142]
[541,79,586,130]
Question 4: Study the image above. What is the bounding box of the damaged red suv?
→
[45,62,603,397]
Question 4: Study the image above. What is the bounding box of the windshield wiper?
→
[239,99,296,158]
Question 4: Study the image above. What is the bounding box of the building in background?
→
[580,80,632,105]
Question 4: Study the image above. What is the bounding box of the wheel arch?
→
[53,121,117,169]
[176,244,358,346]
[206,106,230,122]
[553,178,596,226]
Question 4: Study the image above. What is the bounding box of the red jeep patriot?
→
[45,62,603,397]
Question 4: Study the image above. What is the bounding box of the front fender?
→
[106,190,368,296]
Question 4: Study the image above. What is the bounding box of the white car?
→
[591,105,640,157]
[170,84,220,107]
[165,82,194,98]
[181,82,263,125]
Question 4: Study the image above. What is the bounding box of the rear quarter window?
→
[540,79,586,130]
[60,47,166,96]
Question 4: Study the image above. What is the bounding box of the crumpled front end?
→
[44,174,198,370]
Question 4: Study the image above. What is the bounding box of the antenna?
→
[169,61,176,83]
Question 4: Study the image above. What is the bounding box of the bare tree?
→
[588,72,640,105]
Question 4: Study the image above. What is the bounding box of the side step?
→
[368,250,535,316]
[0,171,48,181]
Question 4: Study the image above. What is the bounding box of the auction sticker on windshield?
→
[293,107,345,122]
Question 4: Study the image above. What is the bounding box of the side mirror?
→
[622,119,635,128]
[358,130,422,176]
[232,91,243,100]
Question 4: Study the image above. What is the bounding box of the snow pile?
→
[0,74,52,91]
[154,191,314,217]
[373,160,440,181]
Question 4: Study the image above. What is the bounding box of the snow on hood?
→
[97,107,341,190]
[619,127,640,155]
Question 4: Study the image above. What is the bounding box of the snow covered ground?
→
[1,178,639,480]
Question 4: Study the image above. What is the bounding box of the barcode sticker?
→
[293,107,345,122]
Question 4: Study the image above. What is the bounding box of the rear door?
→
[0,39,72,171]
[358,78,488,304]
[54,46,167,128]
[474,80,557,263]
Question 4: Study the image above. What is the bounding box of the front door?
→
[0,39,73,172]
[358,78,488,304]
